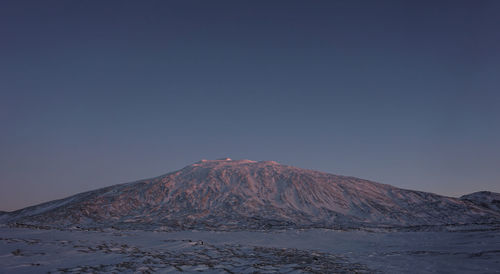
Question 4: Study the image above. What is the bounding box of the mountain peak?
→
[193,158,278,166]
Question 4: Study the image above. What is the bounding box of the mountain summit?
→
[3,159,500,230]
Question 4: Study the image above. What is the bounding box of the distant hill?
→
[461,191,500,212]
[3,159,500,230]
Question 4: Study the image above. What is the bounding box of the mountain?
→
[461,191,500,212]
[3,159,500,230]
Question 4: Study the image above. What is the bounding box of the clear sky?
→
[1,0,499,211]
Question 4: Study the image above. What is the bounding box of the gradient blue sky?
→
[1,0,499,211]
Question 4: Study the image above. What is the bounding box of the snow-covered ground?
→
[1,227,499,273]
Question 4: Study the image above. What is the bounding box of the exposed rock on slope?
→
[3,159,500,230]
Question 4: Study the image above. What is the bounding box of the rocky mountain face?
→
[3,159,500,230]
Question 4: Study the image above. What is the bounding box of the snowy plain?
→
[1,227,499,273]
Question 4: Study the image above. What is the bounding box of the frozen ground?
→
[0,227,499,273]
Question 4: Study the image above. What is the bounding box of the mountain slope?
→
[3,159,500,230]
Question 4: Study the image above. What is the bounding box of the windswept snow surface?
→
[0,227,499,273]
[3,159,499,230]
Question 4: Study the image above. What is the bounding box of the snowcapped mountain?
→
[461,191,500,212]
[3,159,500,230]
